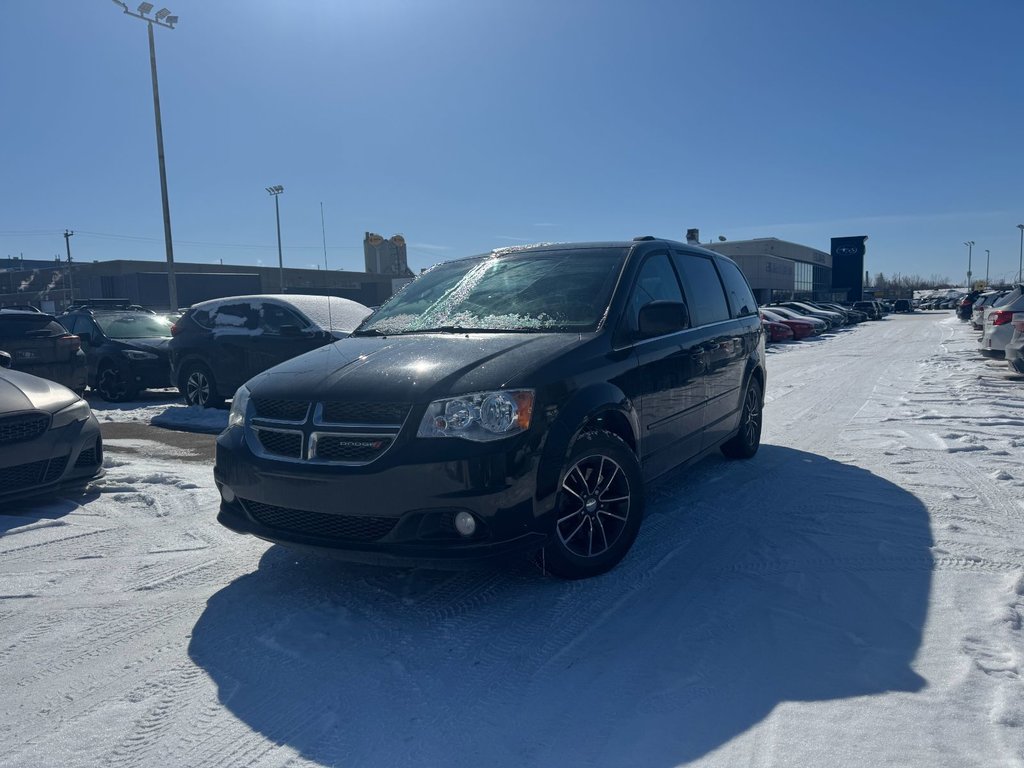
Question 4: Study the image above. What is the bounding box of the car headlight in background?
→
[228,385,250,428]
[121,350,158,361]
[417,390,534,441]
[51,399,92,429]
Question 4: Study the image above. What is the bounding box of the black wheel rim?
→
[741,386,762,447]
[557,454,631,558]
[98,369,127,400]
[186,370,210,406]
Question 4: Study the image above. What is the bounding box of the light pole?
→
[266,186,285,291]
[964,240,974,289]
[1017,224,1023,284]
[985,249,990,286]
[112,1,180,310]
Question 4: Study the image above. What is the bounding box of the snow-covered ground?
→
[86,390,229,434]
[1,313,1022,767]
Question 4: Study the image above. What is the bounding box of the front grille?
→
[241,498,397,542]
[255,429,303,459]
[0,455,68,494]
[0,413,49,446]
[320,402,410,425]
[313,434,393,463]
[253,399,309,422]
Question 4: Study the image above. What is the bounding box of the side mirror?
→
[638,301,689,338]
[78,333,92,346]
[0,351,11,369]
[278,324,302,336]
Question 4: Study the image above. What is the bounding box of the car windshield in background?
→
[357,247,627,335]
[95,314,173,339]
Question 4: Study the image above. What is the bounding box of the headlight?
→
[122,350,158,361]
[417,390,534,441]
[51,399,91,429]
[228,385,250,428]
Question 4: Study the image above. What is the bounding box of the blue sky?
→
[2,0,1022,284]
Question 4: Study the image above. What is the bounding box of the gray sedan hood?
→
[0,369,81,414]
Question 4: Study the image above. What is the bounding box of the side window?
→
[625,253,685,336]
[62,315,83,334]
[212,303,258,330]
[671,252,731,326]
[716,259,758,318]
[259,303,308,334]
[189,308,212,329]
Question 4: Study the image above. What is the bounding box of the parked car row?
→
[966,285,1024,369]
[758,299,885,345]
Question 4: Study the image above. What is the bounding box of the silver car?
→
[979,286,1024,358]
[0,352,104,503]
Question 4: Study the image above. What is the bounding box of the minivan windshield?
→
[356,247,627,335]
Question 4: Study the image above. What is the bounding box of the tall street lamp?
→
[112,1,180,310]
[1017,224,1023,284]
[266,186,285,291]
[985,249,990,286]
[964,241,974,289]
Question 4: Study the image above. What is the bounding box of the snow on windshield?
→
[361,248,626,334]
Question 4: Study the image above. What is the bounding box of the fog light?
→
[220,484,236,503]
[454,511,477,537]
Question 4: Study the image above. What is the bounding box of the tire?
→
[721,377,763,459]
[95,365,137,403]
[179,362,223,408]
[542,429,645,580]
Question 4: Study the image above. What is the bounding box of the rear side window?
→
[671,253,731,326]
[0,315,67,339]
[188,308,213,329]
[716,259,758,318]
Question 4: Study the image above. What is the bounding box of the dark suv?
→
[0,309,87,394]
[169,295,372,407]
[59,307,174,402]
[214,239,766,579]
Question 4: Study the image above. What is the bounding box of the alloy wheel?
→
[556,454,631,558]
[186,369,211,406]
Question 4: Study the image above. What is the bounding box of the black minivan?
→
[214,239,766,578]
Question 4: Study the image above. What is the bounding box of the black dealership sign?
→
[831,235,868,302]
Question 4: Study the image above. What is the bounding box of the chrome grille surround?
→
[246,400,411,466]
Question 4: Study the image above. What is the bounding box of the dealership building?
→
[698,232,867,304]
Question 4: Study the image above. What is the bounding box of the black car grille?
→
[75,437,102,468]
[313,434,393,463]
[253,399,309,422]
[241,498,398,542]
[0,413,49,446]
[255,429,303,459]
[0,455,68,494]
[320,401,410,425]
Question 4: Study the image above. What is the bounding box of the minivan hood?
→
[246,332,586,403]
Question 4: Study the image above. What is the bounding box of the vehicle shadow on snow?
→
[189,446,932,767]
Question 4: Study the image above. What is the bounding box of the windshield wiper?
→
[350,328,388,336]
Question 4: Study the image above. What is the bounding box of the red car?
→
[762,317,794,343]
[761,308,816,339]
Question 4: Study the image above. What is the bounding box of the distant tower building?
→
[363,232,412,276]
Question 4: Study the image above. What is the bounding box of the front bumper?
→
[1005,342,1024,374]
[0,414,104,503]
[214,425,551,566]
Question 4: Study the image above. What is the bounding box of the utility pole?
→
[63,229,74,306]
[266,185,285,291]
[112,1,180,310]
[964,241,974,290]
[320,202,329,271]
[985,249,990,286]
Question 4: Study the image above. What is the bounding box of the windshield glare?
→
[96,314,173,339]
[359,248,627,334]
